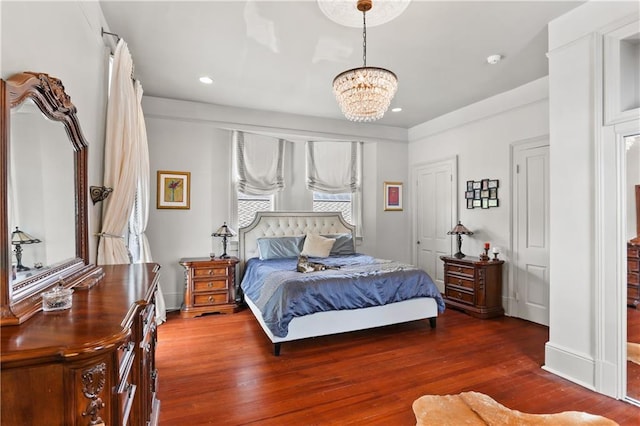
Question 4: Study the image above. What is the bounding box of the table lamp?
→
[447,221,473,259]
[11,226,41,271]
[212,222,236,258]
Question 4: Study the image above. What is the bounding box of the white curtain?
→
[306,141,360,193]
[98,40,138,265]
[98,39,166,322]
[234,130,285,195]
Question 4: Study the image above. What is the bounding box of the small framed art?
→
[157,170,191,209]
[384,181,403,211]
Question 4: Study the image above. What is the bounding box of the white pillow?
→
[300,233,336,258]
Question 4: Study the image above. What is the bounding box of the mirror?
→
[1,72,102,326]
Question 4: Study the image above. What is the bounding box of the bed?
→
[238,211,445,355]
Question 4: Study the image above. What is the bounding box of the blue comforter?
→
[241,254,445,338]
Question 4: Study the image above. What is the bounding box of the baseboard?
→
[543,341,596,391]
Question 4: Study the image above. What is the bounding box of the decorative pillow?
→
[257,236,305,260]
[300,233,336,258]
[323,233,355,255]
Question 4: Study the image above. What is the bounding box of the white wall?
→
[143,96,411,310]
[407,77,550,311]
[2,1,112,264]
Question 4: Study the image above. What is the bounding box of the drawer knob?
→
[457,267,462,272]
[208,282,213,288]
[208,296,214,302]
[208,270,213,275]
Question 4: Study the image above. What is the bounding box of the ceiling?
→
[99,1,583,129]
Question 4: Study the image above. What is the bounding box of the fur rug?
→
[628,342,640,365]
[412,391,618,426]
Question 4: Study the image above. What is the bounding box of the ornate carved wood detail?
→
[478,268,486,293]
[81,362,106,426]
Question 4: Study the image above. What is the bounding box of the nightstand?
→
[179,256,239,318]
[440,255,504,319]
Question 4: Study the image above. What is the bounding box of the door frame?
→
[410,156,458,269]
[509,136,550,319]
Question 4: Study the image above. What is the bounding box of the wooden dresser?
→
[0,263,161,426]
[179,257,239,318]
[629,242,640,307]
[440,255,505,319]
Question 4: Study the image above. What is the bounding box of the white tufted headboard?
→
[238,211,355,277]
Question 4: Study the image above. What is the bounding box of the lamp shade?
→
[447,222,473,236]
[212,222,236,238]
[11,227,41,245]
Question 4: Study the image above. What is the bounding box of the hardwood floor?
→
[156,308,640,425]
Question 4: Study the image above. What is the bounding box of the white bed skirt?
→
[244,295,438,344]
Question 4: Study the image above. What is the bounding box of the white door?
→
[512,140,550,325]
[413,158,457,292]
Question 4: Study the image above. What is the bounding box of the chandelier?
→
[332,0,398,122]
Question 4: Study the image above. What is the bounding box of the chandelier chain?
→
[362,10,367,67]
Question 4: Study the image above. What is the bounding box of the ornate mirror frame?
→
[1,72,102,326]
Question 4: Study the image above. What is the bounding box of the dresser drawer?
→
[629,246,639,258]
[445,263,475,278]
[194,293,228,306]
[193,278,229,292]
[629,283,640,300]
[445,288,474,305]
[629,271,639,285]
[445,275,475,290]
[194,266,228,277]
[628,259,640,273]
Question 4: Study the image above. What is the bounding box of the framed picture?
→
[488,179,499,189]
[481,179,489,190]
[474,189,481,199]
[384,181,403,211]
[489,188,498,199]
[157,170,191,209]
[488,199,499,207]
[482,198,489,209]
[467,199,474,209]
[472,181,481,190]
[481,190,489,198]
[466,180,474,191]
[465,191,474,199]
[473,199,482,208]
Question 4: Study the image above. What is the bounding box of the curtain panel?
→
[233,130,286,195]
[97,40,138,265]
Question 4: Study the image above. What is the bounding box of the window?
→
[313,192,352,224]
[237,191,273,228]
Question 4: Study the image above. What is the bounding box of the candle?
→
[484,242,490,250]
[492,247,500,254]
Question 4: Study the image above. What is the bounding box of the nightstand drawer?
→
[445,288,474,305]
[445,275,475,290]
[194,266,228,277]
[193,278,229,292]
[194,293,228,306]
[445,264,475,278]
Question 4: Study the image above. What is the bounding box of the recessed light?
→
[391,107,402,112]
[199,76,213,84]
[486,54,502,65]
